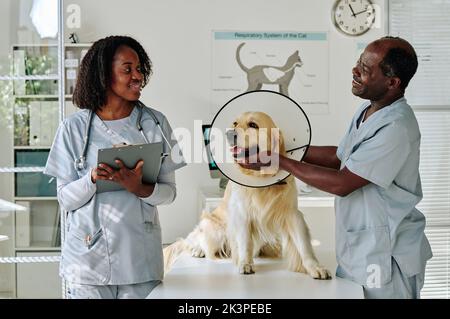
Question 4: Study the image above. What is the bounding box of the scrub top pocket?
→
[63,227,110,283]
[142,219,164,280]
[345,226,392,286]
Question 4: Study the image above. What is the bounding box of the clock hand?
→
[354,9,369,16]
[349,4,357,17]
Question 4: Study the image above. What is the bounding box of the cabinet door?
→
[16,251,61,299]
[299,206,337,269]
[15,200,60,248]
[15,150,57,197]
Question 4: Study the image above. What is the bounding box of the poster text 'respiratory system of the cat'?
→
[211,31,329,116]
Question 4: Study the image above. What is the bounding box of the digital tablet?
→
[96,142,164,193]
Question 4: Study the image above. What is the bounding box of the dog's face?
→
[226,111,285,177]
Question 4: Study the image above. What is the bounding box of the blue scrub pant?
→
[67,280,161,299]
[363,258,425,299]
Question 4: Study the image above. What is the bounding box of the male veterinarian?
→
[240,36,432,299]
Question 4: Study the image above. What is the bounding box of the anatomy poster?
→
[211,31,329,116]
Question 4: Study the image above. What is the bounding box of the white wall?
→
[0,0,14,294]
[0,0,13,194]
[64,0,387,243]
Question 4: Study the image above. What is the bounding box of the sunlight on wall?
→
[30,0,57,38]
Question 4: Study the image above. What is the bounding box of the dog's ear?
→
[259,128,284,176]
[271,128,285,154]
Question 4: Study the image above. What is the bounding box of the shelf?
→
[0,198,27,211]
[13,43,91,48]
[298,188,335,207]
[13,146,51,150]
[199,186,334,203]
[14,95,74,99]
[199,186,335,214]
[15,245,60,252]
[65,43,92,48]
[0,292,14,299]
[13,197,57,201]
[13,44,58,48]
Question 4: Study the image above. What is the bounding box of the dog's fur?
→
[164,112,330,279]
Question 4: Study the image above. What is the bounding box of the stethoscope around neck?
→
[74,100,172,171]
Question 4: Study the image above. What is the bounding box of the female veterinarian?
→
[44,36,185,299]
[240,36,432,299]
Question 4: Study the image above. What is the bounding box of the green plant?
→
[25,54,57,95]
[13,100,29,146]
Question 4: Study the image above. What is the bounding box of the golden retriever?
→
[164,112,331,279]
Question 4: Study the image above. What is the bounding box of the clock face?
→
[333,0,376,36]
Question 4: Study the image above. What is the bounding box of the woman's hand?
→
[91,166,105,183]
[93,160,154,197]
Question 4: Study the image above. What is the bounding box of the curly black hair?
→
[379,36,418,91]
[73,35,152,111]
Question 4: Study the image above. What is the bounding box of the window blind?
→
[389,0,450,106]
[390,0,450,299]
[416,111,450,299]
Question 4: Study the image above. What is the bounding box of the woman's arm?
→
[57,170,96,211]
[138,171,177,206]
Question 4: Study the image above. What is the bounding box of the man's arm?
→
[303,146,341,169]
[280,156,370,197]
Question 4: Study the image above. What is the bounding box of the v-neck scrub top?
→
[334,97,432,287]
[44,105,186,285]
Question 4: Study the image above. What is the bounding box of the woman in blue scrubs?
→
[240,36,432,299]
[44,36,185,298]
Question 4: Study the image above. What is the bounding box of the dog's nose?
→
[226,129,237,146]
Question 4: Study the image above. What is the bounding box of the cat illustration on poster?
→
[236,42,303,96]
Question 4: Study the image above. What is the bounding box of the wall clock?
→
[332,0,376,36]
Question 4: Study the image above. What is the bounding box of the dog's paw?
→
[304,261,332,280]
[239,263,255,275]
[191,248,205,258]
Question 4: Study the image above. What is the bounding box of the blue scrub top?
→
[44,105,186,285]
[335,97,432,286]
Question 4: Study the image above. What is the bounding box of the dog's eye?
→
[233,122,238,127]
[248,122,259,129]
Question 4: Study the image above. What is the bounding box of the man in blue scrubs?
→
[241,36,432,298]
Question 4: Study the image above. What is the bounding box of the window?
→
[390,0,450,299]
[389,0,450,107]
[416,111,450,299]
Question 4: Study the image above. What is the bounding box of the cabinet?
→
[16,251,61,299]
[7,43,91,298]
[12,43,90,142]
